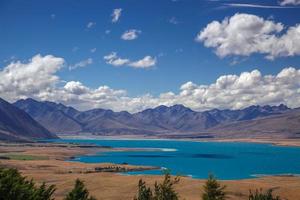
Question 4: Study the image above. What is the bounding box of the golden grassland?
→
[0,141,300,200]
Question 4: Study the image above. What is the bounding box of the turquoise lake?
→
[50,139,300,180]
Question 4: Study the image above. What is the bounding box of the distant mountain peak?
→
[169,104,193,111]
[17,98,38,104]
[155,105,168,111]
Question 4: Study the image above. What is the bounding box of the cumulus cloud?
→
[64,81,89,95]
[121,29,141,40]
[104,52,156,68]
[69,58,93,70]
[280,0,300,5]
[0,54,64,101]
[111,8,122,23]
[1,55,300,112]
[196,13,300,59]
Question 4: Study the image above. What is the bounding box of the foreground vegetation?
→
[0,168,94,200]
[0,167,285,200]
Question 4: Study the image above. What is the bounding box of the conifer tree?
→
[134,179,153,200]
[202,174,226,200]
[0,168,56,200]
[134,171,180,200]
[153,172,180,200]
[64,179,96,200]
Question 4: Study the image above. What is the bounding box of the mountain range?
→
[0,98,58,141]
[12,98,300,139]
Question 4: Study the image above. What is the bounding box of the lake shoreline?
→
[57,134,300,147]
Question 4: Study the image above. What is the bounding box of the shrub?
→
[248,189,282,200]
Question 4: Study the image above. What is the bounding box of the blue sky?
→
[0,0,300,112]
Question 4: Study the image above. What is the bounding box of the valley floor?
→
[0,141,300,200]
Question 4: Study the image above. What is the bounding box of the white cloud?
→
[121,29,141,40]
[111,8,122,23]
[104,52,156,68]
[64,81,89,95]
[196,13,300,59]
[224,3,293,8]
[128,56,156,68]
[86,22,96,29]
[280,0,300,5]
[0,54,64,101]
[103,52,130,66]
[2,55,300,113]
[69,58,93,70]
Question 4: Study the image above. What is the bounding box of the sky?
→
[0,0,300,112]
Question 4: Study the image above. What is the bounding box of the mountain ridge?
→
[13,98,298,139]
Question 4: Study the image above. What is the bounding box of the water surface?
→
[49,139,300,180]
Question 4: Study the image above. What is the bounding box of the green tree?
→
[248,189,282,200]
[33,183,56,200]
[134,171,180,200]
[64,179,96,200]
[153,172,180,200]
[0,167,55,200]
[134,179,153,200]
[202,174,226,200]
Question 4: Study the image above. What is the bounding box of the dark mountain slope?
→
[14,98,82,134]
[0,98,57,141]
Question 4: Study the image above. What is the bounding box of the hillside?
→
[14,98,82,134]
[206,109,300,139]
[0,98,58,141]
